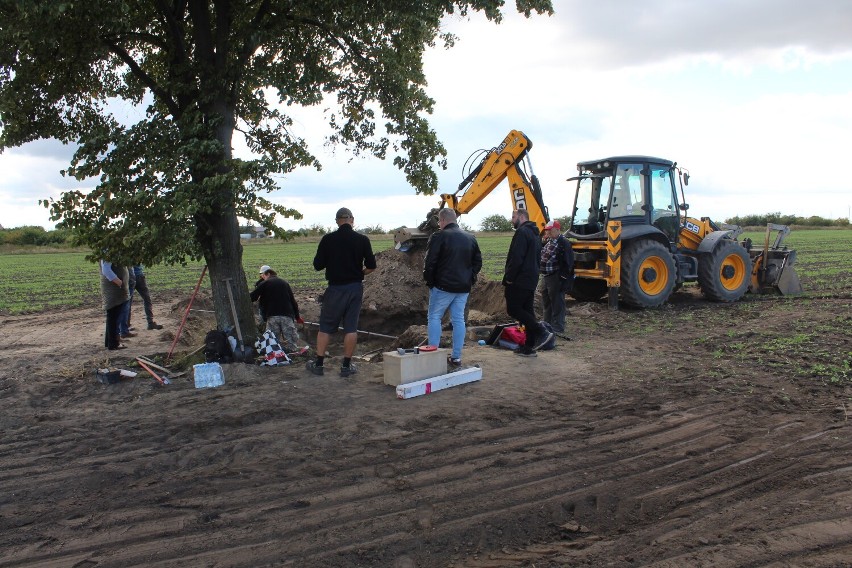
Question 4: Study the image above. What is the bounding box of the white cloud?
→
[3,1,852,232]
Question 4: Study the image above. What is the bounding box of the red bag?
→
[500,326,526,345]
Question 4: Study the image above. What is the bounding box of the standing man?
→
[503,209,554,357]
[125,265,164,332]
[250,265,302,352]
[538,220,571,334]
[307,207,376,377]
[117,266,136,340]
[100,259,130,350]
[423,208,482,367]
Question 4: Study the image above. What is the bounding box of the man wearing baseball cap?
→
[250,265,302,352]
[307,207,376,377]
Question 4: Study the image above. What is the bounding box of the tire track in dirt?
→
[3,401,825,566]
[0,385,833,565]
[2,297,850,567]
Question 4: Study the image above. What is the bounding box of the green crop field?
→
[1,229,850,314]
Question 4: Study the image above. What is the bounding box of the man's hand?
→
[296,317,305,324]
[112,278,122,286]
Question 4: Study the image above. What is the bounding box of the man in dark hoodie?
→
[502,209,554,357]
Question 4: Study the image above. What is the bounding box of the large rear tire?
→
[620,239,676,308]
[569,277,608,302]
[698,240,752,302]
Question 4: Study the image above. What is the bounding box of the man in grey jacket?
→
[100,260,130,350]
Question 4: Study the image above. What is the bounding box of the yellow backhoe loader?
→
[394,129,549,251]
[566,156,802,308]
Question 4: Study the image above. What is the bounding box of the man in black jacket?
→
[250,265,302,352]
[503,209,554,357]
[307,207,376,377]
[423,208,483,366]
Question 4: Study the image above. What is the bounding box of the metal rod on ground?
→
[136,358,170,385]
[167,265,207,364]
[137,356,186,378]
[301,321,398,340]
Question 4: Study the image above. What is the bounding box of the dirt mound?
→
[469,278,507,319]
[361,248,508,333]
[360,249,431,333]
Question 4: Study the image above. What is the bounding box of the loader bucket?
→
[748,223,803,296]
[753,250,802,295]
[775,264,803,295]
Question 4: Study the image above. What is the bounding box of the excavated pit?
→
[360,248,509,341]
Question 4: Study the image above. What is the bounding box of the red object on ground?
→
[419,345,437,352]
[136,358,169,386]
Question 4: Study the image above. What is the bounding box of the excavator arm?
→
[394,130,550,251]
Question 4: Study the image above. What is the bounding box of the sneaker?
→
[306,360,324,375]
[448,357,462,368]
[108,344,128,351]
[147,322,164,330]
[128,326,136,332]
[340,364,358,377]
[515,346,538,357]
[533,329,555,351]
[120,331,137,339]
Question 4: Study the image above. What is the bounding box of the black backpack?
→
[557,236,575,292]
[204,330,233,363]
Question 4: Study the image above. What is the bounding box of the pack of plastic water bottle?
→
[193,362,225,389]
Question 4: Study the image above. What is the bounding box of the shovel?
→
[223,278,254,363]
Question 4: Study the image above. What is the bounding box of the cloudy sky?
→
[1,0,851,232]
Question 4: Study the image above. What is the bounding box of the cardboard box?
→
[383,348,448,386]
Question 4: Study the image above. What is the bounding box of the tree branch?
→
[102,39,180,117]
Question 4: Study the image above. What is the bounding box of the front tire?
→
[620,239,676,308]
[698,240,752,302]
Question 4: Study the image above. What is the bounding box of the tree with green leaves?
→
[480,213,514,232]
[0,0,552,340]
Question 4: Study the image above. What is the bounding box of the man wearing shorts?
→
[307,207,376,377]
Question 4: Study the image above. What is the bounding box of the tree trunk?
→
[193,105,258,347]
[197,209,258,346]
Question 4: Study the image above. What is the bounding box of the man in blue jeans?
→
[423,208,482,367]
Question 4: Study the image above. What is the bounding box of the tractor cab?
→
[567,156,682,245]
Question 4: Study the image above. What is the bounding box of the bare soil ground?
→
[1,251,851,567]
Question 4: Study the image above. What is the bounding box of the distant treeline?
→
[3,213,849,247]
[0,226,73,246]
[724,213,849,228]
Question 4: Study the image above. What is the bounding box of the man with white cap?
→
[250,265,302,352]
